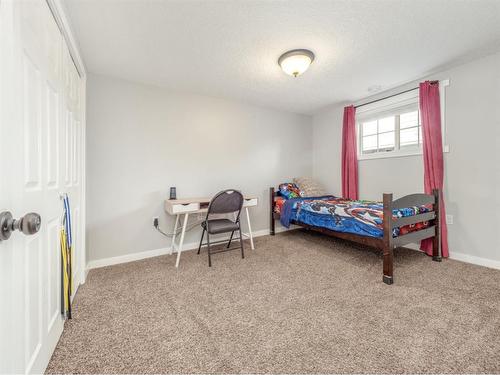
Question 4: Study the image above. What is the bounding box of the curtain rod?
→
[354,86,419,109]
[354,80,438,109]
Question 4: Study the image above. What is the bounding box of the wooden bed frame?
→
[270,188,442,284]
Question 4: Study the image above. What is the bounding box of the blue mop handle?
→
[63,194,72,248]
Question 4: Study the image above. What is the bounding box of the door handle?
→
[0,211,41,241]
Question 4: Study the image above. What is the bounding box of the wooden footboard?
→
[381,190,441,284]
[270,187,277,236]
[270,187,441,284]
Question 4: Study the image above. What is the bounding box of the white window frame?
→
[358,104,421,157]
[356,79,449,161]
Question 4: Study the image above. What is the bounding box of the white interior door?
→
[0,1,85,373]
[0,2,18,372]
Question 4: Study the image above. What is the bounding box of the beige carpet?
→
[46,230,500,374]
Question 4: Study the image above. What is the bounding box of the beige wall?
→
[313,52,500,265]
[86,74,313,262]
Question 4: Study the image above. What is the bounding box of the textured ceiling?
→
[65,0,500,114]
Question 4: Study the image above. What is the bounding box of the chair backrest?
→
[207,189,244,218]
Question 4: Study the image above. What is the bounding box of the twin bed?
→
[270,186,441,284]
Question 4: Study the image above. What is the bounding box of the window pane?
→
[362,135,377,151]
[400,111,418,129]
[400,127,419,147]
[379,131,395,149]
[362,121,377,136]
[378,116,395,133]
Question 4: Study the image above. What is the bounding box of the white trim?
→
[86,228,294,270]
[403,245,500,270]
[359,148,422,161]
[87,247,174,270]
[45,0,87,77]
[358,145,449,161]
[86,229,500,273]
[80,77,87,283]
[449,252,500,270]
[439,79,450,152]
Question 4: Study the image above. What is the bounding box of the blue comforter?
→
[280,196,429,238]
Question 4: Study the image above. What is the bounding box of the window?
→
[399,110,422,148]
[359,106,421,157]
[356,79,449,160]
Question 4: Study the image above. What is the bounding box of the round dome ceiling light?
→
[278,49,315,77]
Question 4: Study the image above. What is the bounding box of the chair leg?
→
[239,227,245,259]
[197,228,205,255]
[227,230,235,248]
[206,232,212,267]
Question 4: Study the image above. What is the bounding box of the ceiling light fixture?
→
[278,49,315,77]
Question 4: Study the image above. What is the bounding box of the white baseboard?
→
[401,243,500,270]
[87,246,172,270]
[86,228,279,270]
[87,227,500,273]
[449,252,500,270]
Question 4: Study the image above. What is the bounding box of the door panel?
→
[1,1,86,373]
[72,206,80,280]
[65,109,73,187]
[46,218,60,333]
[25,234,42,372]
[72,116,78,185]
[46,83,60,189]
[22,54,43,190]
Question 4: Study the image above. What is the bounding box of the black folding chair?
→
[197,189,245,266]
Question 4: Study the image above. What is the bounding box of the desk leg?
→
[175,213,189,268]
[245,207,255,250]
[170,214,180,255]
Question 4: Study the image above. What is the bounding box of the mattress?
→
[279,196,429,238]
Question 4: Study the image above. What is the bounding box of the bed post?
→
[270,187,275,236]
[432,188,442,262]
[382,193,394,285]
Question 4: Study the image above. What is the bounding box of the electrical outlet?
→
[153,216,159,227]
[446,214,453,225]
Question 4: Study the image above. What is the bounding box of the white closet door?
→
[0,1,18,373]
[0,1,86,373]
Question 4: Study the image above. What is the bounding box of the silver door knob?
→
[0,211,41,241]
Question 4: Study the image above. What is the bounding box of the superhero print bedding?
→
[279,196,430,238]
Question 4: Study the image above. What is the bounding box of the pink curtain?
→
[341,105,358,200]
[419,81,449,257]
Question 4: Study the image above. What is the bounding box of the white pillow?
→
[293,177,327,197]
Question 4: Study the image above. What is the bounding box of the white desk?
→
[164,196,258,267]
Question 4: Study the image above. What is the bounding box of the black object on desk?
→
[169,187,177,200]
